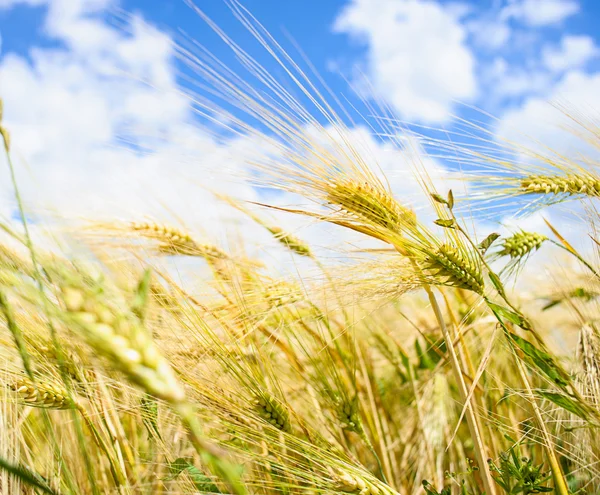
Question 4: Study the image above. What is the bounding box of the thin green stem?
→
[174,402,247,495]
[487,304,570,495]
[550,239,600,280]
[2,119,96,495]
[513,354,570,495]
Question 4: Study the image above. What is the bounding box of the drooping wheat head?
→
[130,221,229,259]
[421,108,600,215]
[333,394,364,435]
[330,469,399,495]
[216,193,314,257]
[325,179,416,235]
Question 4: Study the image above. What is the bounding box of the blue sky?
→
[0,0,599,254]
[3,0,599,122]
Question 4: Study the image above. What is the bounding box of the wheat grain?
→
[130,221,228,259]
[334,396,364,434]
[262,280,303,308]
[331,470,397,495]
[266,226,312,257]
[9,377,79,410]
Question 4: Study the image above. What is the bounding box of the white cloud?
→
[501,0,579,27]
[542,35,598,72]
[488,70,600,252]
[496,70,600,154]
[466,0,588,105]
[493,69,553,99]
[332,0,477,123]
[0,0,450,274]
[1,0,595,278]
[467,18,511,50]
[0,1,250,230]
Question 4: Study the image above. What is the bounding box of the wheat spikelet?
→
[331,470,397,495]
[520,174,600,198]
[34,343,94,386]
[423,244,484,294]
[213,192,313,258]
[253,392,291,432]
[61,285,186,404]
[0,244,32,274]
[130,221,195,244]
[262,279,303,308]
[0,245,36,289]
[334,395,364,434]
[498,231,548,259]
[9,377,79,410]
[326,179,414,233]
[130,221,228,259]
[265,226,312,257]
[576,324,600,405]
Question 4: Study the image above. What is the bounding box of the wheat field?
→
[1,3,600,495]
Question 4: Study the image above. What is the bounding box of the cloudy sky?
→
[0,0,598,264]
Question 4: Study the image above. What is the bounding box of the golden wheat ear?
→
[9,377,80,410]
[325,178,416,234]
[215,192,314,257]
[520,173,600,198]
[253,392,292,432]
[60,283,186,404]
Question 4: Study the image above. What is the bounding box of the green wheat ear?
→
[498,231,547,259]
[423,244,484,294]
[254,392,292,432]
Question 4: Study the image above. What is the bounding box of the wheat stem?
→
[1,123,97,494]
[513,354,570,495]
[174,403,247,495]
[550,239,600,281]
[423,285,497,495]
